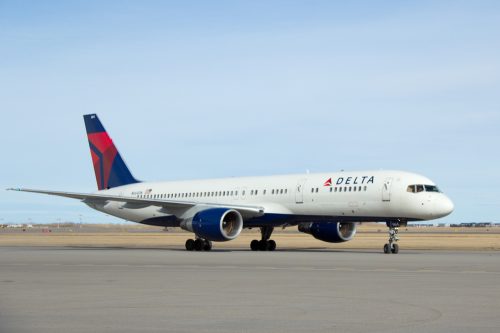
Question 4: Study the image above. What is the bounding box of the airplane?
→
[8,114,454,254]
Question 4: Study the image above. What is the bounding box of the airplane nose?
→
[435,196,454,217]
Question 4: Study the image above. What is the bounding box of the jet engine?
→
[181,208,243,242]
[298,222,356,243]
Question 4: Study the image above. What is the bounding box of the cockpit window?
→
[407,184,440,193]
[424,185,440,192]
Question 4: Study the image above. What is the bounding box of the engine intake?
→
[298,222,356,243]
[181,208,243,242]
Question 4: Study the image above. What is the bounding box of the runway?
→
[1,247,499,333]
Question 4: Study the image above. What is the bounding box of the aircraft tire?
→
[383,244,390,254]
[268,240,276,251]
[258,240,269,251]
[250,240,259,251]
[185,239,195,251]
[194,239,204,251]
[203,240,212,251]
[391,243,399,254]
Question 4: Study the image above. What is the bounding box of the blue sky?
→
[1,1,499,224]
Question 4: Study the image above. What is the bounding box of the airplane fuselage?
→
[88,170,454,227]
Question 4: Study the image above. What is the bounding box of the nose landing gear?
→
[384,221,401,254]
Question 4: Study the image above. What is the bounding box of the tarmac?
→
[0,246,499,333]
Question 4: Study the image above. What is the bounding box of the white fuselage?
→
[87,170,454,226]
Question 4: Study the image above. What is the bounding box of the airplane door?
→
[295,179,306,204]
[382,178,393,202]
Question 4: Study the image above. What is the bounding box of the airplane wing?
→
[7,188,265,216]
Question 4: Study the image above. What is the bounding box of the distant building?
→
[450,222,495,228]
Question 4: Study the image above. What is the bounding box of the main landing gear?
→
[185,238,212,251]
[250,226,276,251]
[384,221,400,254]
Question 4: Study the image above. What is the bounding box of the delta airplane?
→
[8,114,454,253]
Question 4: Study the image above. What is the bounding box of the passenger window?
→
[280,189,283,194]
[349,187,352,192]
[330,187,333,192]
[272,189,275,194]
[334,187,337,192]
[284,189,287,194]
[315,188,318,193]
[263,190,266,195]
[255,190,258,195]
[364,186,367,191]
[311,188,314,193]
[358,186,361,191]
[353,186,356,192]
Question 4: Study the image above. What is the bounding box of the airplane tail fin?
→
[83,114,139,190]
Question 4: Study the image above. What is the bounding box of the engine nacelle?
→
[298,222,356,243]
[181,208,243,242]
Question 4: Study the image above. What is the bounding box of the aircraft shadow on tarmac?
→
[52,246,412,254]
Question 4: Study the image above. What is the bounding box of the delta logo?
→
[324,176,375,186]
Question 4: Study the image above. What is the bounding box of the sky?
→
[1,0,499,225]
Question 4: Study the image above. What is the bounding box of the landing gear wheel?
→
[194,239,204,251]
[203,240,212,251]
[185,239,195,251]
[384,221,401,254]
[250,227,276,252]
[258,240,269,251]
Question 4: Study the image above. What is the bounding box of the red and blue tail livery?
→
[83,114,139,190]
